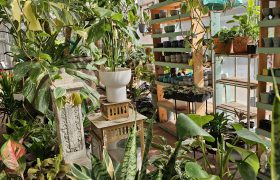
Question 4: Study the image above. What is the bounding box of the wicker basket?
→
[101,100,130,120]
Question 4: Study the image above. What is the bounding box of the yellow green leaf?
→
[11,0,21,24]
[23,0,42,31]
[71,92,82,106]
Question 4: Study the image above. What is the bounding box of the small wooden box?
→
[101,100,130,120]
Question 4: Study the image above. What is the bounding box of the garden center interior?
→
[0,0,279,179]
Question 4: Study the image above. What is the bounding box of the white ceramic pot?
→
[99,68,131,103]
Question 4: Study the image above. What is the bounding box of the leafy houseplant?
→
[227,0,260,53]
[98,5,139,103]
[213,28,235,54]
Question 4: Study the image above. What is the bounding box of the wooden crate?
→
[101,100,130,120]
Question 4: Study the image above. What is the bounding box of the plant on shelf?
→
[213,28,236,54]
[138,8,151,34]
[227,0,260,54]
[98,3,139,103]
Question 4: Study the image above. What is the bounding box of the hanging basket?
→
[203,0,243,11]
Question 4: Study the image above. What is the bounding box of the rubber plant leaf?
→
[184,162,209,179]
[235,128,271,148]
[23,0,42,31]
[0,140,26,175]
[236,161,256,180]
[187,114,214,127]
[176,113,214,142]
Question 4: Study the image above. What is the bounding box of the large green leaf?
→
[119,125,137,179]
[236,161,256,180]
[11,0,21,24]
[23,0,42,31]
[187,114,214,127]
[69,164,92,180]
[176,113,214,142]
[53,87,66,99]
[91,156,111,180]
[235,128,271,148]
[227,143,259,175]
[184,162,209,179]
[13,62,31,82]
[102,150,114,178]
[34,82,50,113]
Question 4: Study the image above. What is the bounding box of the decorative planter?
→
[171,40,178,47]
[213,38,232,54]
[176,54,182,63]
[262,8,272,20]
[99,68,131,103]
[233,36,251,54]
[263,37,273,47]
[138,23,146,33]
[182,53,189,63]
[165,56,170,62]
[259,119,271,132]
[170,54,176,62]
[260,92,270,104]
[163,41,171,48]
[178,40,185,48]
[262,68,272,76]
[274,68,280,77]
[273,37,280,47]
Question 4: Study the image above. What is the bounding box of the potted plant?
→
[227,0,260,54]
[213,28,235,54]
[139,9,150,34]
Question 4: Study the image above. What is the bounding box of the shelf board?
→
[259,19,280,27]
[157,101,189,114]
[216,77,258,89]
[150,13,191,25]
[149,0,181,10]
[258,47,280,54]
[153,47,191,52]
[255,128,271,139]
[152,31,188,38]
[215,53,258,58]
[257,75,280,84]
[154,61,192,69]
[256,102,273,111]
[155,80,172,87]
[216,101,257,118]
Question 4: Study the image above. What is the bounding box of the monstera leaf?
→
[0,140,26,177]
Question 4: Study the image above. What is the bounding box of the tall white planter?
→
[99,68,131,103]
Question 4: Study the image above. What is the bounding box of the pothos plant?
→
[0,0,126,114]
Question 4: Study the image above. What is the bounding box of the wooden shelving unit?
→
[150,0,206,125]
[257,0,280,156]
[213,54,258,127]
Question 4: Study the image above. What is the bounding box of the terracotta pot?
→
[213,38,233,54]
[233,36,252,54]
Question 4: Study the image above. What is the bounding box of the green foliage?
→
[226,0,260,41]
[271,70,280,179]
[214,28,236,43]
[27,147,69,179]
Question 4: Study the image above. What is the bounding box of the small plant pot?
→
[247,44,257,54]
[154,14,160,19]
[163,41,171,48]
[178,39,185,48]
[165,56,170,62]
[155,28,163,34]
[273,37,280,47]
[233,36,251,53]
[259,119,271,132]
[263,37,273,47]
[262,68,272,76]
[262,8,272,20]
[170,10,179,16]
[159,56,165,61]
[213,38,232,54]
[159,10,167,18]
[272,7,280,19]
[260,92,270,104]
[176,54,182,63]
[170,55,176,62]
[171,40,178,47]
[182,53,188,63]
[164,25,175,33]
[138,23,146,33]
[274,68,280,77]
